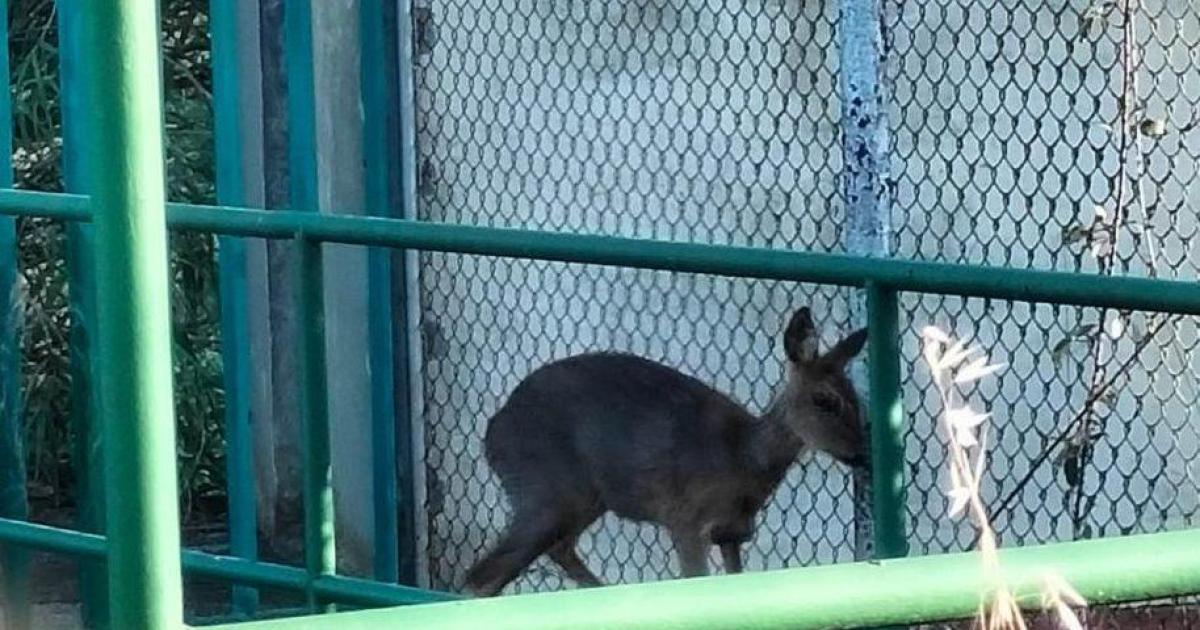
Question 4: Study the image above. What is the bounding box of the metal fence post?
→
[839,0,901,567]
[296,236,335,612]
[285,0,317,215]
[866,283,906,559]
[393,0,424,588]
[361,0,403,585]
[211,0,258,617]
[57,1,108,625]
[84,1,185,627]
[0,0,30,624]
[285,0,336,611]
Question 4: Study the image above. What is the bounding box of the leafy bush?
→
[10,0,225,522]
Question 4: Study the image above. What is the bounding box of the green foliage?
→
[11,0,226,521]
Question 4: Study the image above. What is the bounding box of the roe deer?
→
[464,306,869,596]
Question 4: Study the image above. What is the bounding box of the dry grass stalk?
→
[920,326,1087,630]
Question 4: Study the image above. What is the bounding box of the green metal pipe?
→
[866,284,907,560]
[199,557,450,606]
[309,574,439,609]
[57,1,108,624]
[210,0,259,616]
[284,0,317,215]
[0,518,457,606]
[0,3,29,624]
[360,0,402,585]
[84,2,184,628]
[0,190,89,220]
[201,526,1200,630]
[284,4,334,611]
[296,237,336,612]
[3,190,1200,317]
[0,517,107,558]
[188,607,313,627]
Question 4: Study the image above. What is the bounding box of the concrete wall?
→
[312,0,376,576]
[239,0,376,576]
[409,0,1200,592]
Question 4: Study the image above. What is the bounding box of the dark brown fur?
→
[464,306,869,596]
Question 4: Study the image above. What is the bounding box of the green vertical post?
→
[285,0,317,212]
[83,1,185,628]
[866,282,907,559]
[57,1,107,625]
[286,0,334,610]
[210,0,258,616]
[297,237,335,612]
[360,0,400,584]
[0,0,31,624]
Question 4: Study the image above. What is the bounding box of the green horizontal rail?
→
[200,526,1200,630]
[1,189,1199,315]
[0,518,456,608]
[188,607,312,628]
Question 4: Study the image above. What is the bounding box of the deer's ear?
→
[783,307,819,363]
[823,328,868,367]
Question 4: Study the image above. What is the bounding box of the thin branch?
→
[1066,0,1141,538]
[991,313,1176,523]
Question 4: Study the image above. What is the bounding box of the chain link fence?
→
[889,0,1200,558]
[409,0,1200,604]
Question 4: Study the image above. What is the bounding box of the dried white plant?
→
[920,326,1086,630]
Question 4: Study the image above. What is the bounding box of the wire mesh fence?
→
[409,0,1200,601]
[412,0,853,593]
[888,0,1200,557]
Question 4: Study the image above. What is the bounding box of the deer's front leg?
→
[719,542,743,574]
[669,528,709,578]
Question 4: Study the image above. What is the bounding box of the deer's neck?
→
[748,395,806,478]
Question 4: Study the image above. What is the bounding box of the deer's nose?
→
[842,453,869,468]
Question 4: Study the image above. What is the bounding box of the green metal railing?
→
[84,4,182,626]
[4,191,1200,316]
[0,1,444,626]
[2,185,1200,625]
[1,1,1199,629]
[199,528,1200,630]
[58,0,108,625]
[210,0,257,617]
[359,0,405,587]
[0,518,451,609]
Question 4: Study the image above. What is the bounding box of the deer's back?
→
[484,353,768,523]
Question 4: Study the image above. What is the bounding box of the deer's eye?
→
[812,394,841,415]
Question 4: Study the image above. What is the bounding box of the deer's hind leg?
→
[464,506,568,597]
[548,533,603,588]
[546,500,603,588]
